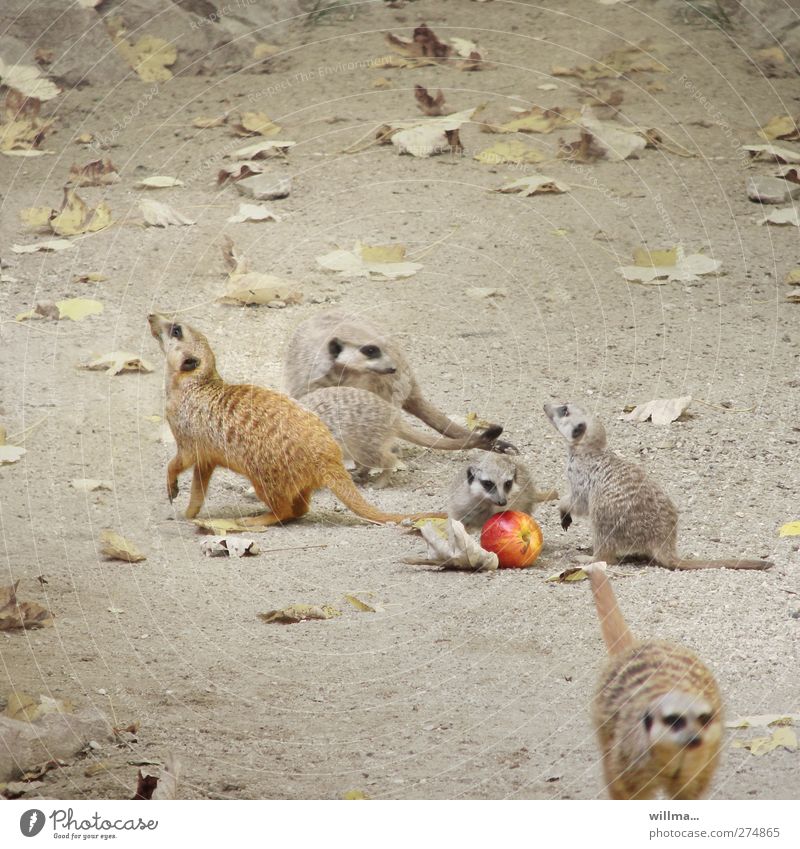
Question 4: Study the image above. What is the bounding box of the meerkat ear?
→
[180,356,200,372]
[466,466,475,485]
[571,422,587,440]
[328,338,343,358]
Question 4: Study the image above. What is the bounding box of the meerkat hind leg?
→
[167,453,191,502]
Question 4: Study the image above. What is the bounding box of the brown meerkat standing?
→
[585,562,723,800]
[300,386,504,488]
[148,314,445,527]
[282,309,517,453]
[543,403,772,571]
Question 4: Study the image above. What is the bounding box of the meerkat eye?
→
[360,345,381,359]
[481,479,494,492]
[504,480,513,492]
[643,712,653,732]
[664,714,687,731]
[698,713,713,726]
[558,405,568,417]
[328,338,343,358]
[180,356,200,372]
[169,324,183,340]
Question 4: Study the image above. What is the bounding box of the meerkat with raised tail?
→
[584,562,722,800]
[282,309,517,454]
[148,314,445,527]
[447,453,558,530]
[543,402,772,571]
[301,386,504,488]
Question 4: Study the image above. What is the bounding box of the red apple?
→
[480,511,543,569]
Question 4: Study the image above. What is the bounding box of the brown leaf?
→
[133,771,159,799]
[67,158,120,187]
[217,162,265,185]
[0,581,54,631]
[415,84,445,116]
[258,604,341,624]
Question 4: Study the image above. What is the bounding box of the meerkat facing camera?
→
[148,314,444,527]
[283,309,517,453]
[584,562,723,800]
[301,386,504,488]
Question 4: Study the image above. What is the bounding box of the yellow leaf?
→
[411,517,448,538]
[785,268,800,285]
[474,139,546,165]
[192,115,226,129]
[233,111,281,137]
[56,298,104,321]
[358,243,406,263]
[20,206,52,229]
[545,567,588,583]
[372,77,392,89]
[343,790,370,800]
[731,727,798,756]
[486,106,580,135]
[99,530,146,563]
[258,604,341,624]
[193,518,254,535]
[779,521,800,537]
[115,35,177,82]
[143,414,162,423]
[759,115,799,141]
[633,247,678,267]
[73,272,107,284]
[50,189,112,236]
[344,594,376,613]
[252,43,280,60]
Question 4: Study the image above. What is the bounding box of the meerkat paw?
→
[168,481,179,502]
[560,509,573,531]
[490,438,519,455]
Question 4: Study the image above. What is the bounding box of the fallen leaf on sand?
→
[99,530,146,563]
[465,412,494,431]
[135,176,184,189]
[259,604,342,624]
[761,207,800,227]
[386,25,452,60]
[731,727,798,756]
[80,351,154,375]
[577,109,646,161]
[19,206,53,229]
[779,521,800,537]
[415,84,445,116]
[0,582,53,631]
[227,203,280,223]
[495,174,570,195]
[373,76,392,89]
[1,780,44,798]
[51,189,112,236]
[344,594,376,613]
[342,789,370,800]
[727,713,800,729]
[73,272,107,284]
[114,34,177,82]
[743,144,800,164]
[0,59,60,100]
[74,132,94,144]
[193,518,255,535]
[623,396,692,425]
[475,139,547,165]
[617,246,721,284]
[219,272,301,306]
[217,162,265,185]
[193,115,227,129]
[552,44,667,81]
[545,567,588,583]
[70,479,113,492]
[759,115,799,142]
[231,111,281,137]
[4,693,71,722]
[67,158,120,187]
[199,536,260,557]
[0,91,55,155]
[465,286,507,299]
[134,754,180,800]
[17,298,104,322]
[253,43,280,61]
[409,518,498,571]
[380,108,475,158]
[786,268,800,285]
[229,139,295,160]
[11,239,73,254]
[140,199,195,227]
[751,47,791,78]
[317,241,422,279]
[483,105,580,135]
[0,441,26,464]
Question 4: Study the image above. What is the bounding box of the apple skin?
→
[480,511,543,569]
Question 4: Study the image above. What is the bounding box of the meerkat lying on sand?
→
[148,314,444,527]
[283,309,516,454]
[585,562,722,800]
[544,403,772,570]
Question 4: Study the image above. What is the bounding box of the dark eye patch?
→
[481,479,495,492]
[504,480,513,492]
[664,714,687,731]
[643,712,653,732]
[698,713,713,726]
[180,356,200,372]
[169,324,183,340]
[328,338,343,358]
[360,345,381,359]
[571,422,586,440]
[558,405,568,417]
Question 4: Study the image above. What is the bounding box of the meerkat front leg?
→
[559,494,573,530]
[185,461,216,519]
[167,453,191,502]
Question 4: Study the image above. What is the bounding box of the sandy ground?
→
[1,0,799,800]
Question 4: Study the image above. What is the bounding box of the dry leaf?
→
[70,479,113,492]
[752,47,791,78]
[416,518,498,571]
[316,241,422,279]
[474,139,547,165]
[465,286,506,299]
[80,351,154,375]
[779,521,800,537]
[253,43,280,61]
[552,44,667,81]
[380,107,475,158]
[483,105,580,135]
[67,158,120,187]
[633,247,678,266]
[743,144,800,164]
[115,35,177,82]
[192,115,226,129]
[495,174,570,195]
[0,59,60,101]
[258,604,342,624]
[415,84,445,116]
[219,272,301,306]
[342,789,370,800]
[386,26,452,60]
[577,109,646,161]
[617,247,721,283]
[229,139,295,160]
[217,161,266,185]
[0,91,55,154]
[731,727,797,756]
[0,444,26,465]
[545,567,588,583]
[135,176,184,188]
[344,594,376,613]
[227,203,280,223]
[99,530,146,563]
[758,115,799,142]
[231,111,281,137]
[19,206,52,229]
[73,272,107,284]
[623,396,692,425]
[761,207,800,227]
[0,582,53,631]
[4,693,71,722]
[373,77,392,89]
[11,239,73,254]
[74,132,94,144]
[140,199,195,227]
[48,189,112,236]
[199,536,260,557]
[785,268,800,285]
[727,714,800,729]
[193,518,255,535]
[18,298,104,322]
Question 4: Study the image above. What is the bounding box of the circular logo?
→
[20,810,46,837]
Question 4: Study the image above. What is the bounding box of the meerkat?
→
[148,314,445,527]
[447,453,558,530]
[300,386,504,488]
[282,309,517,453]
[584,562,722,800]
[543,402,772,571]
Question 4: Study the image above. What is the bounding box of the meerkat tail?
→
[670,558,773,571]
[532,487,559,503]
[326,470,445,524]
[403,394,477,440]
[585,562,636,656]
[394,420,502,451]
